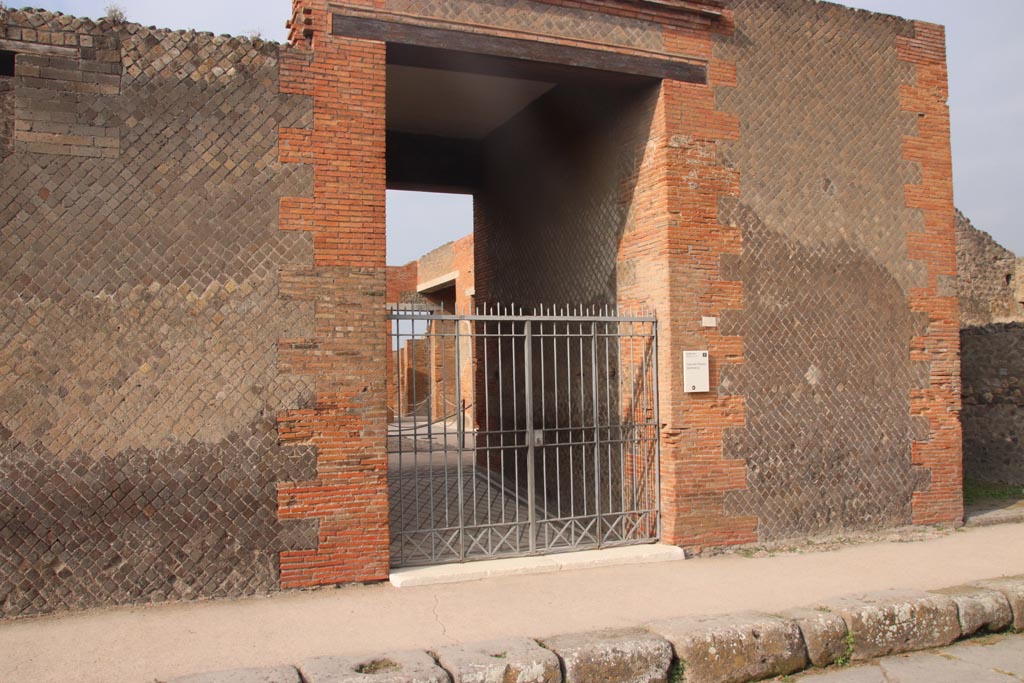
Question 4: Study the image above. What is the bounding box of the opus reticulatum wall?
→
[0,0,962,617]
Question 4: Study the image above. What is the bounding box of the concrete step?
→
[389,544,685,587]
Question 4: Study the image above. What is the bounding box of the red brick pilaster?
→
[275,0,390,587]
[898,22,964,526]
[619,16,757,552]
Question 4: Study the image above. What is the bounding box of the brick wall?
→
[374,0,723,59]
[385,261,420,422]
[1018,262,1024,306]
[1,0,965,617]
[416,238,458,287]
[386,235,476,434]
[274,0,391,589]
[451,236,477,427]
[696,0,961,542]
[390,0,961,549]
[898,21,962,526]
[0,11,318,617]
[652,37,755,550]
[386,261,419,304]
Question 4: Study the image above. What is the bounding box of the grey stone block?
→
[297,650,449,683]
[545,628,673,683]
[164,665,301,683]
[16,92,78,110]
[930,586,1013,636]
[16,64,41,78]
[80,59,117,73]
[38,66,84,82]
[434,637,561,683]
[969,577,1024,630]
[829,591,961,661]
[780,607,849,668]
[42,56,81,71]
[648,611,808,683]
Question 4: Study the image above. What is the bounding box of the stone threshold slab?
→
[965,500,1024,528]
[389,544,686,588]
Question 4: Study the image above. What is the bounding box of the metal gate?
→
[387,304,660,567]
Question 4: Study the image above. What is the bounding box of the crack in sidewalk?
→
[431,593,455,644]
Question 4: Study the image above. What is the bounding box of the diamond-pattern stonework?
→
[714,0,931,539]
[385,0,664,54]
[719,206,930,538]
[2,426,318,616]
[0,10,317,617]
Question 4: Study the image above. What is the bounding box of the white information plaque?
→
[684,350,710,394]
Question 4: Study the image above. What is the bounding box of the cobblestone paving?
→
[792,633,1024,682]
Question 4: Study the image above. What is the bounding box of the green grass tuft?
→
[669,657,686,683]
[835,631,856,668]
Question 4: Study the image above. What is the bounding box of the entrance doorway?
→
[388,305,659,567]
[384,40,663,567]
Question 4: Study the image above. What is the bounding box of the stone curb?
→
[158,575,1024,683]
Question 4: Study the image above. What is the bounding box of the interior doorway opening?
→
[385,189,471,269]
[384,43,662,567]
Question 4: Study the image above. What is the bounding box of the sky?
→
[40,0,1024,263]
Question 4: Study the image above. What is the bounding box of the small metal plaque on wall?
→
[684,350,710,394]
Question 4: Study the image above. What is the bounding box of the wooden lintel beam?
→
[331,14,706,84]
[629,0,725,18]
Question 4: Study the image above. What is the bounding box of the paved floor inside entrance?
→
[966,496,1024,528]
[3,523,1024,683]
[387,424,628,565]
[388,426,534,565]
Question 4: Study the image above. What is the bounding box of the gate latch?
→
[532,430,544,447]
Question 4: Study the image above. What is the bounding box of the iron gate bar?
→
[387,303,660,567]
[525,320,537,553]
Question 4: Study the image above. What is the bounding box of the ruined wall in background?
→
[0,10,317,617]
[957,212,1024,486]
[416,240,457,288]
[957,211,1024,327]
[711,0,960,540]
[386,262,419,304]
[961,324,1024,485]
